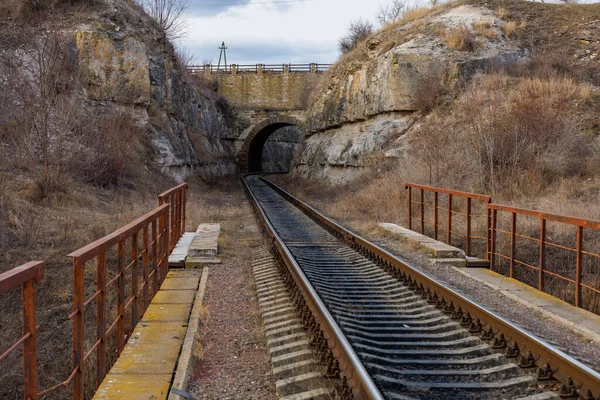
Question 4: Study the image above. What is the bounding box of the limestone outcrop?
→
[299,5,526,183]
[74,0,238,180]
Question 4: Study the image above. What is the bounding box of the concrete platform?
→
[93,269,202,400]
[169,224,222,268]
[455,267,600,345]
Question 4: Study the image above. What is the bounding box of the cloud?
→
[181,0,390,64]
[187,0,253,17]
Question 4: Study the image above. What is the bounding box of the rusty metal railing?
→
[158,183,187,253]
[0,261,44,400]
[188,63,332,74]
[489,204,600,312]
[405,183,492,259]
[67,204,170,399]
[1,184,188,400]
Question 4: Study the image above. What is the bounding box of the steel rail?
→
[260,175,600,399]
[242,173,384,400]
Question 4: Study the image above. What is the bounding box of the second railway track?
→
[243,174,600,400]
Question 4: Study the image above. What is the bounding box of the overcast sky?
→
[179,0,599,65]
[180,0,389,65]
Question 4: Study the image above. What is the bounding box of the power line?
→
[195,0,314,7]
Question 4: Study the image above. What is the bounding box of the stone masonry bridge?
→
[190,63,329,172]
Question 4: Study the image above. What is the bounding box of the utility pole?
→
[217,41,228,72]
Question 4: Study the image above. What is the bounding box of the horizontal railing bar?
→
[158,183,187,201]
[543,269,576,284]
[0,332,31,361]
[489,203,600,229]
[0,261,44,295]
[581,282,600,293]
[406,183,492,202]
[68,205,168,262]
[38,368,77,396]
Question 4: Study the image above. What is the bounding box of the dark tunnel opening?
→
[247,123,301,173]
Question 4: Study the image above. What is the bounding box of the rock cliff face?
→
[74,0,238,180]
[298,5,525,183]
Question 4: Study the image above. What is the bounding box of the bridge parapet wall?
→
[190,64,326,111]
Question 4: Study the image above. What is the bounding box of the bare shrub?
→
[3,31,80,199]
[444,24,479,51]
[80,112,147,187]
[137,0,189,40]
[377,0,407,25]
[455,73,591,197]
[339,19,373,54]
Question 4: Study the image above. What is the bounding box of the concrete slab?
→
[142,303,193,323]
[379,223,465,259]
[185,256,221,268]
[152,290,197,304]
[160,277,200,291]
[169,233,196,266]
[455,267,600,345]
[93,374,172,400]
[429,258,467,268]
[188,223,220,257]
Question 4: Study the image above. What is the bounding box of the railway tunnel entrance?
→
[238,116,303,173]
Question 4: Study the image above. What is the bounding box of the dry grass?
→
[503,20,518,38]
[472,21,498,39]
[443,24,479,51]
[496,6,511,20]
[401,7,434,24]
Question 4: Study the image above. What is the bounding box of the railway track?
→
[243,174,600,400]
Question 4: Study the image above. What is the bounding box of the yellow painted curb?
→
[168,267,209,400]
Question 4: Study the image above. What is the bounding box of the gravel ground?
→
[362,228,600,372]
[188,180,277,400]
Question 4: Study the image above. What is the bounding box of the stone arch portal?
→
[238,115,304,173]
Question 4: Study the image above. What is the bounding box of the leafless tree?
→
[137,0,189,41]
[338,19,373,54]
[377,0,406,25]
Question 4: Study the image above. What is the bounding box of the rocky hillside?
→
[295,0,600,187]
[0,0,240,186]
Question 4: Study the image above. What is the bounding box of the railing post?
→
[510,212,516,278]
[142,225,149,310]
[434,192,439,240]
[447,194,453,245]
[117,240,125,354]
[420,188,425,234]
[466,198,472,257]
[486,202,492,262]
[576,226,583,307]
[96,253,106,389]
[22,279,38,400]
[407,186,412,231]
[152,219,158,294]
[182,185,187,235]
[131,233,138,328]
[72,258,84,400]
[539,217,546,292]
[159,211,169,283]
[490,209,497,271]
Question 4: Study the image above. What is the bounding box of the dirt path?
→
[187,179,276,400]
